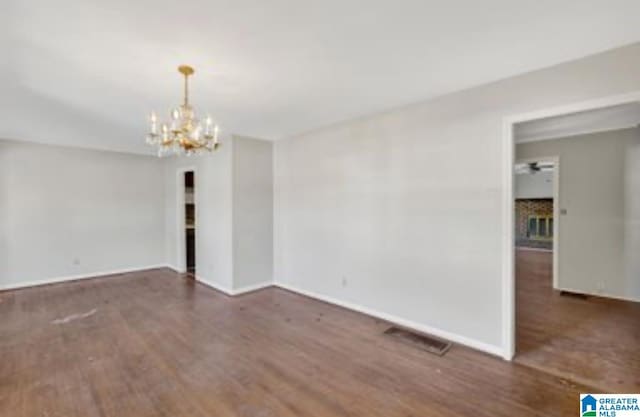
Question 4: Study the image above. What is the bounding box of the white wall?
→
[274,43,640,355]
[517,128,640,301]
[163,135,273,294]
[0,140,166,289]
[515,171,554,199]
[625,137,640,297]
[232,136,273,290]
[164,142,234,292]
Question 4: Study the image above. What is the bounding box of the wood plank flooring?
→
[1,268,597,417]
[516,248,640,392]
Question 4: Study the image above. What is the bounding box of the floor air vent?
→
[384,326,452,356]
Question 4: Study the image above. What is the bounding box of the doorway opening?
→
[514,157,559,286]
[505,97,640,392]
[184,170,196,276]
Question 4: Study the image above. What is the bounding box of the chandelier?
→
[146,65,220,156]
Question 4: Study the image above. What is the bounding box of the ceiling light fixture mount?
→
[146,65,220,157]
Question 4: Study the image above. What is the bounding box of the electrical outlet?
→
[341,277,348,287]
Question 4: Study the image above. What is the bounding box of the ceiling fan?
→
[514,161,554,174]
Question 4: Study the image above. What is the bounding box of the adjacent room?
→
[513,104,640,392]
[2,1,640,416]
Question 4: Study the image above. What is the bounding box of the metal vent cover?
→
[384,326,452,356]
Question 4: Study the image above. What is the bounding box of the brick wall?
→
[515,199,553,249]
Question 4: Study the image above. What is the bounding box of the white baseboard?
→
[162,266,273,296]
[194,276,273,296]
[0,264,171,291]
[556,285,640,304]
[194,276,234,295]
[274,282,505,358]
[233,281,274,295]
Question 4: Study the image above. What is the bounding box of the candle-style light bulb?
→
[214,125,219,143]
[150,112,158,134]
[172,108,180,120]
[204,115,213,136]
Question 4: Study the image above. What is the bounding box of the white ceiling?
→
[3,0,640,154]
[515,102,640,143]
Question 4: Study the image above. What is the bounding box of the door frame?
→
[501,90,640,360]
[176,166,197,274]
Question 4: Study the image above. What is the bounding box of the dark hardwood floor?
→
[1,268,595,417]
[516,248,640,392]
